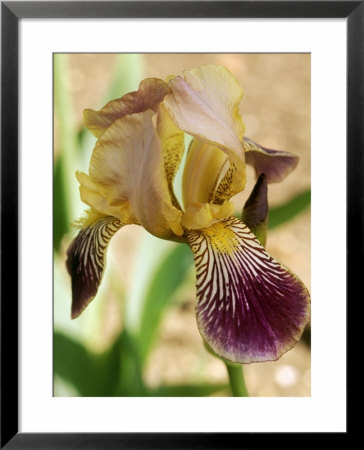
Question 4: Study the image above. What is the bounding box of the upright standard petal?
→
[244,137,299,183]
[89,110,184,240]
[187,216,310,364]
[164,65,246,198]
[182,138,227,207]
[84,78,170,138]
[66,215,122,319]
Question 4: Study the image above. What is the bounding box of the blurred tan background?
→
[55,53,310,396]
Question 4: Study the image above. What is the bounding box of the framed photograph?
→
[1,1,358,447]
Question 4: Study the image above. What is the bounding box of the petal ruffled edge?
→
[84,78,170,138]
[187,216,310,364]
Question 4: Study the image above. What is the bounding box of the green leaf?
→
[269,189,311,229]
[54,332,93,396]
[107,54,143,101]
[149,383,228,397]
[138,243,193,365]
[53,155,70,251]
[54,331,122,397]
[54,54,80,250]
[113,330,146,397]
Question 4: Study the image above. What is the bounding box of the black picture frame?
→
[1,1,358,448]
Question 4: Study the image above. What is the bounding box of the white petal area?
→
[89,110,183,240]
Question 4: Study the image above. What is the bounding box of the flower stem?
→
[225,362,249,397]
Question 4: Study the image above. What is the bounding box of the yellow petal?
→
[181,201,234,230]
[212,161,240,204]
[73,207,110,229]
[182,138,228,207]
[89,110,184,241]
[84,78,170,138]
[156,103,185,209]
[164,65,246,199]
[76,171,123,219]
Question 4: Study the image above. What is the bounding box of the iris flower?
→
[66,65,310,364]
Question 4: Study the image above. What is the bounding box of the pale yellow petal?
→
[156,103,185,209]
[181,201,234,230]
[73,207,110,230]
[164,65,246,199]
[76,171,123,219]
[182,138,228,208]
[212,161,239,204]
[84,78,170,138]
[88,110,184,240]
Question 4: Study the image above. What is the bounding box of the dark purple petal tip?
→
[188,216,310,364]
[66,216,122,319]
[244,137,299,183]
[242,174,268,245]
